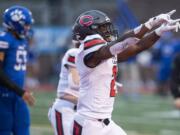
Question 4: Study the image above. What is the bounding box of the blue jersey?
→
[155,39,180,82]
[0,31,28,92]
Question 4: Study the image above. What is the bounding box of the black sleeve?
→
[0,64,25,97]
[170,53,180,99]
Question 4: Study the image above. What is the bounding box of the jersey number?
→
[14,49,27,71]
[110,65,117,97]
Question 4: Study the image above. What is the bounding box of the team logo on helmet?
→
[10,9,26,22]
[79,15,94,27]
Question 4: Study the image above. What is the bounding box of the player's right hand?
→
[174,98,180,109]
[145,9,176,29]
[22,91,35,106]
[155,18,180,36]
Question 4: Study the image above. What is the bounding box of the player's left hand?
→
[22,91,35,106]
[155,18,180,36]
[145,9,177,29]
[154,10,176,24]
[174,98,180,109]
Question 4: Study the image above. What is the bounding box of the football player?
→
[71,10,179,135]
[48,40,80,135]
[170,53,180,109]
[0,6,35,135]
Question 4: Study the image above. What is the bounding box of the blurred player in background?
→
[170,53,180,109]
[72,9,179,135]
[0,6,35,135]
[152,32,180,96]
[48,39,80,135]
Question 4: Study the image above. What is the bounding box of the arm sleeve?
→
[64,48,79,68]
[83,34,107,56]
[170,54,180,99]
[64,72,79,97]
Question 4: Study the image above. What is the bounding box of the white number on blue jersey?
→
[14,47,27,71]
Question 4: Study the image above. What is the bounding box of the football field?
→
[30,91,180,135]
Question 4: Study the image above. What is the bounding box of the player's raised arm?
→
[117,19,180,62]
[116,10,177,41]
[86,16,180,66]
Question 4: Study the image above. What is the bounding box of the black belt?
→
[98,118,110,125]
[73,105,77,111]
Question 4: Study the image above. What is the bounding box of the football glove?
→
[145,10,176,29]
[155,18,180,36]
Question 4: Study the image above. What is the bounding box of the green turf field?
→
[30,91,180,135]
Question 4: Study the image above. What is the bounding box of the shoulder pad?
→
[64,48,78,66]
[83,34,106,50]
[0,32,10,49]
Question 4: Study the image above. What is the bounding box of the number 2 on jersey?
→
[110,65,117,97]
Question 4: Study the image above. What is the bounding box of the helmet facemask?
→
[90,23,118,42]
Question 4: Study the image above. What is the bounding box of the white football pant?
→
[71,113,127,135]
[48,99,76,135]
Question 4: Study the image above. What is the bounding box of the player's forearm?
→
[93,25,151,60]
[84,36,141,67]
[117,24,150,42]
[134,31,160,52]
[69,68,80,86]
[61,93,78,104]
[117,31,160,62]
[85,19,177,67]
[0,69,25,97]
[118,9,178,41]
